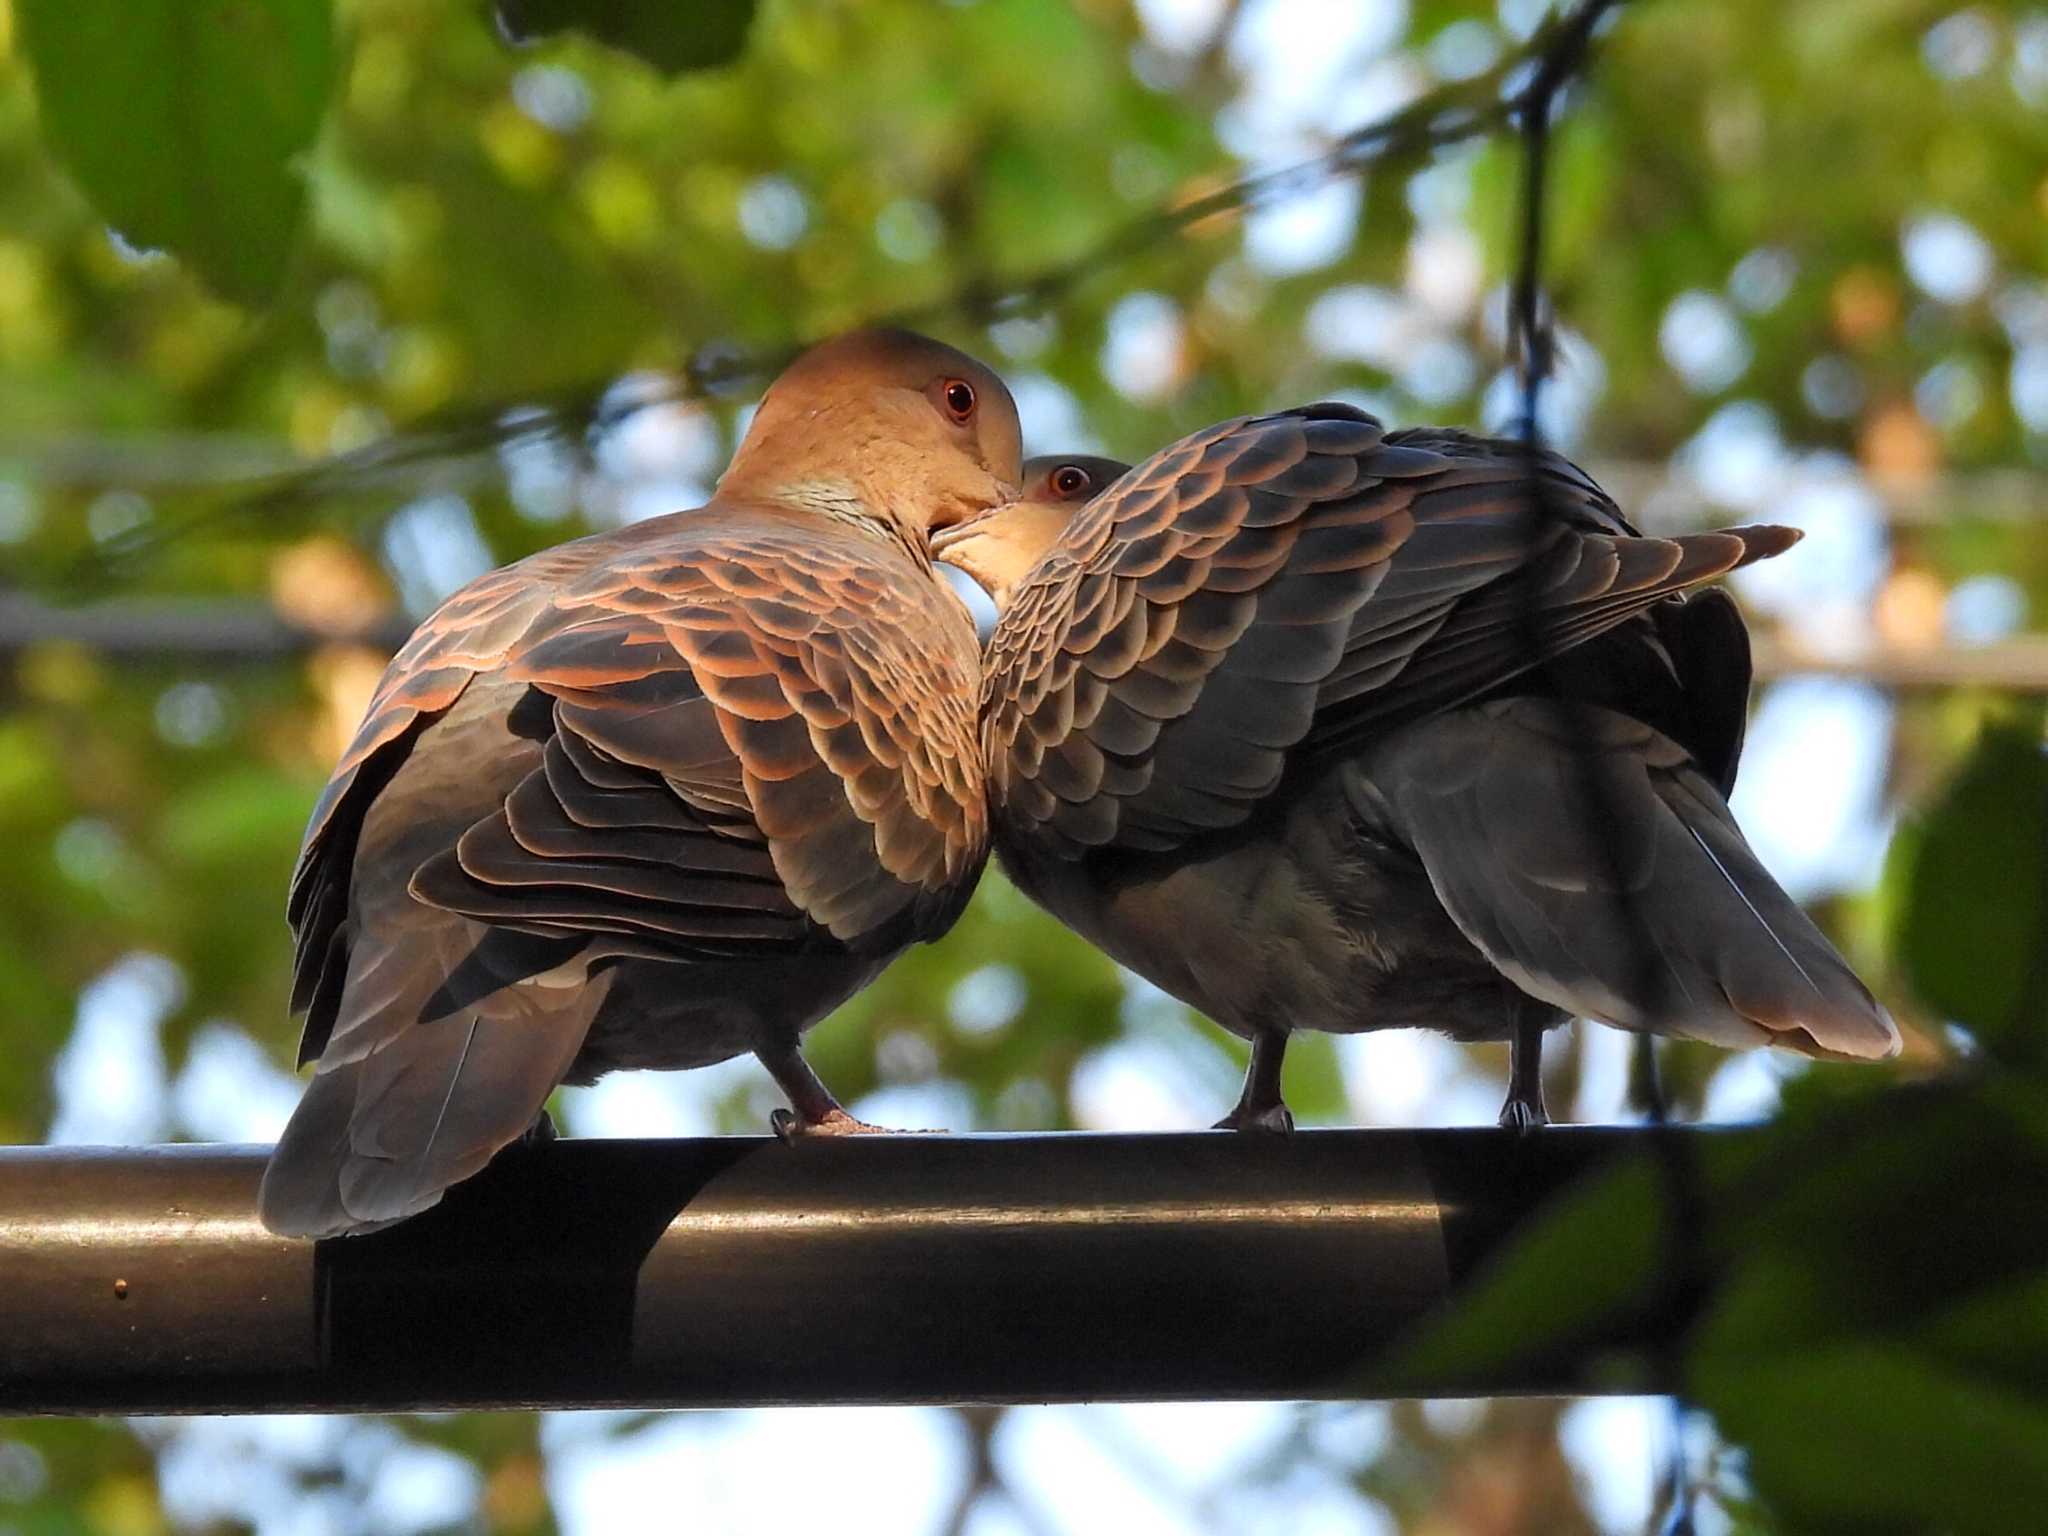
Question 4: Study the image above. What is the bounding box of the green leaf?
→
[1922,1269,2048,1397]
[1419,1171,1654,1385]
[17,0,335,304]
[1682,1085,2048,1529]
[1692,1343,2048,1536]
[1375,1145,1680,1392]
[1892,718,2048,1057]
[492,0,756,75]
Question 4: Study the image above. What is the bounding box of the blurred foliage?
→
[0,0,2044,1532]
[1890,709,2048,1058]
[493,0,759,76]
[1392,1068,2048,1533]
[15,0,336,304]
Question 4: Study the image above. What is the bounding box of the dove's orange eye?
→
[1051,466,1092,499]
[940,378,977,422]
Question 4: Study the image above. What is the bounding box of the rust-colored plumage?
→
[263,329,1019,1237]
[939,412,1897,1131]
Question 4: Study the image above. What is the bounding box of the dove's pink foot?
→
[770,1106,894,1140]
[758,1039,939,1140]
[759,1038,860,1135]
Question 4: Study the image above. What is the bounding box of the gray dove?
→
[936,417,1898,1132]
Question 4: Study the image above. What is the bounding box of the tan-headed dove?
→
[261,329,1020,1237]
[936,418,1897,1132]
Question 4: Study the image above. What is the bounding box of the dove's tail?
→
[1352,698,1899,1060]
[258,925,598,1239]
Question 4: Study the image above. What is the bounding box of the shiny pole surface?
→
[0,1129,1716,1415]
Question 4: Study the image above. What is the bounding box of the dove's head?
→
[932,453,1129,610]
[721,328,1023,545]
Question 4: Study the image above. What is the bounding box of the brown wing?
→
[984,406,1794,860]
[417,521,988,947]
[285,539,623,1056]
[287,509,987,1067]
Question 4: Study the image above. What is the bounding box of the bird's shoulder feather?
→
[984,408,1787,862]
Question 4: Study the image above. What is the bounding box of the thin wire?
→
[52,1,1615,594]
[1505,3,1663,1028]
[1494,3,1704,1530]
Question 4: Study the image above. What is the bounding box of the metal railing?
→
[0,1128,1722,1416]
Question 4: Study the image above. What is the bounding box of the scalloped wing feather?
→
[287,507,988,1072]
[984,409,1798,861]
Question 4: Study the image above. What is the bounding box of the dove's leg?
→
[758,1038,890,1139]
[1628,1034,1667,1121]
[1216,1030,1294,1134]
[1499,999,1551,1131]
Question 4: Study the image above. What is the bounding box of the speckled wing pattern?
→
[287,511,987,1070]
[981,405,1796,860]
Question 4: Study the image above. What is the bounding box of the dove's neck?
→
[755,477,936,571]
[773,476,888,526]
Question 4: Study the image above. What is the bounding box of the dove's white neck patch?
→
[774,476,903,537]
[775,477,872,522]
[773,477,933,568]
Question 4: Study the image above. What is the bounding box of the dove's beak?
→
[929,511,993,555]
[931,501,1071,614]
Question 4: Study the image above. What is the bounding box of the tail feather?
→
[340,1000,589,1227]
[1663,772,1898,1061]
[257,1059,365,1236]
[1353,698,1899,1060]
[259,944,604,1239]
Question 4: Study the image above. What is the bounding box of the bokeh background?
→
[2,0,2045,1531]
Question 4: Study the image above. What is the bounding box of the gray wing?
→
[984,406,1798,860]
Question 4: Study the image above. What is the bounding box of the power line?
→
[56,0,1627,590]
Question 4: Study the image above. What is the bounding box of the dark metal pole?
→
[0,1129,1719,1416]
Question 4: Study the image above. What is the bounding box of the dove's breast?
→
[999,758,1528,1047]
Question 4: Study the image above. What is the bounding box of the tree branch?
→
[56,0,1630,591]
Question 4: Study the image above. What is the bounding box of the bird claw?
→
[1498,1096,1549,1133]
[1214,1103,1295,1135]
[771,1107,928,1141]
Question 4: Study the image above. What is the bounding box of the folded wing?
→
[265,515,986,1236]
[985,407,1796,860]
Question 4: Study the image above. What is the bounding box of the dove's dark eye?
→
[1051,465,1092,499]
[940,379,977,422]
